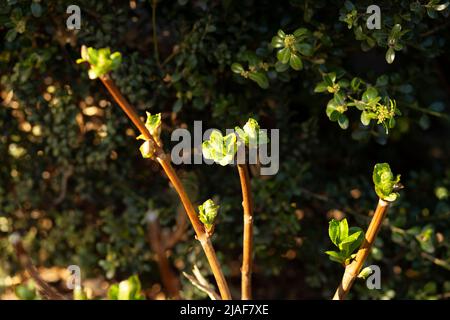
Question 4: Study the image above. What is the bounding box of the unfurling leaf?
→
[202,130,238,166]
[198,199,219,232]
[235,118,268,148]
[144,112,162,142]
[373,163,401,201]
[326,218,365,265]
[77,46,122,79]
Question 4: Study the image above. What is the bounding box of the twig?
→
[333,199,390,300]
[237,164,254,300]
[420,252,450,271]
[53,165,74,206]
[146,211,181,299]
[10,234,67,300]
[183,265,220,300]
[98,74,231,300]
[404,103,450,120]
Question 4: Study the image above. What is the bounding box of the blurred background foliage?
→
[0,0,449,299]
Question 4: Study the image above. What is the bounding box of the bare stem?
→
[333,199,390,300]
[237,164,254,300]
[11,235,66,300]
[99,75,231,300]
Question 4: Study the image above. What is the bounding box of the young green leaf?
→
[325,250,346,264]
[143,112,162,141]
[329,219,340,246]
[339,218,349,241]
[339,230,363,252]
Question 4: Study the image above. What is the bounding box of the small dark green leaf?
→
[274,61,289,73]
[289,53,303,70]
[362,87,378,102]
[277,47,290,64]
[295,43,313,56]
[249,72,269,89]
[361,111,371,126]
[5,29,17,42]
[314,82,328,93]
[385,47,395,64]
[271,36,284,48]
[293,28,308,38]
[231,63,244,74]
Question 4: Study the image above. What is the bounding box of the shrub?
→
[0,0,449,299]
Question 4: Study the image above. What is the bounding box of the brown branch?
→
[146,212,181,299]
[98,74,231,300]
[333,199,390,300]
[53,165,74,206]
[237,164,254,300]
[10,234,67,300]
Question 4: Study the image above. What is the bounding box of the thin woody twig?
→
[237,164,254,300]
[183,265,220,300]
[10,234,67,300]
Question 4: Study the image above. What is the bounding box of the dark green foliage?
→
[0,0,449,299]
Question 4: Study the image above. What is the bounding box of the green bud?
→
[108,275,144,300]
[198,199,219,232]
[358,267,373,279]
[235,118,268,148]
[373,163,401,201]
[139,140,156,159]
[144,112,162,141]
